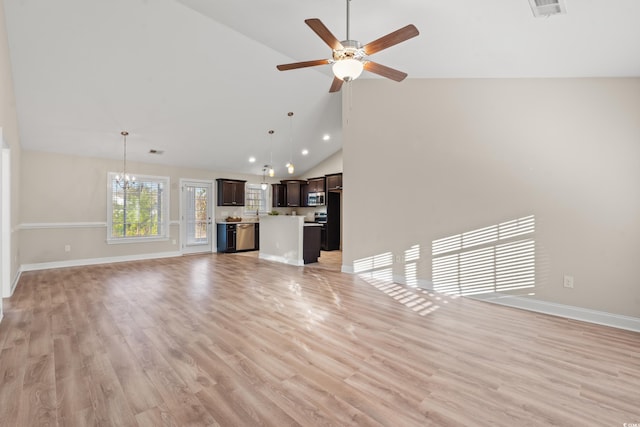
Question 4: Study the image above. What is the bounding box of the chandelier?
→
[115,131,135,189]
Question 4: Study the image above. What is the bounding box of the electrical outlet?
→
[563,275,574,288]
[172,239,176,245]
[64,244,71,252]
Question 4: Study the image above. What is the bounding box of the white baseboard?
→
[258,253,304,267]
[20,251,183,273]
[342,266,639,333]
[10,269,21,296]
[341,264,354,274]
[469,293,640,333]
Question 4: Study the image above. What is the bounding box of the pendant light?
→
[261,166,268,190]
[268,130,275,177]
[287,112,295,174]
[115,131,135,189]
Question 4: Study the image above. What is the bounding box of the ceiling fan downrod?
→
[345,0,351,41]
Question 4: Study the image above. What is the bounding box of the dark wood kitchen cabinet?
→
[326,173,342,191]
[307,177,325,193]
[301,183,310,208]
[216,179,246,206]
[326,191,341,250]
[216,223,236,252]
[303,225,321,264]
[254,223,260,250]
[271,183,286,207]
[281,180,306,207]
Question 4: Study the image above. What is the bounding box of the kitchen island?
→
[259,215,322,266]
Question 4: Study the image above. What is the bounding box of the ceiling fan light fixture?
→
[332,58,364,81]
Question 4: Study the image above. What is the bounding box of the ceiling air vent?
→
[528,0,567,17]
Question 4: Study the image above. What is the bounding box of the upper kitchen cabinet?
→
[272,183,286,208]
[281,180,306,207]
[216,178,246,206]
[326,173,342,191]
[307,177,325,193]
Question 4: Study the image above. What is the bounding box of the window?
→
[245,183,268,214]
[107,173,170,243]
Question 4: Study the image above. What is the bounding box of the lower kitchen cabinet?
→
[217,223,258,253]
[217,223,236,252]
[255,223,260,250]
[303,226,321,264]
[319,223,327,251]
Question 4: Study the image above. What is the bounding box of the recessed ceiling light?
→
[249,156,256,163]
[322,134,330,141]
[301,149,309,156]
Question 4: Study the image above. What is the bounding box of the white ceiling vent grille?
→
[528,0,567,17]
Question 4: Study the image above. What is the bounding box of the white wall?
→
[259,215,305,266]
[0,0,22,302]
[343,78,640,318]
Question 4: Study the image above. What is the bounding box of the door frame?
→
[179,179,215,254]
[1,142,11,301]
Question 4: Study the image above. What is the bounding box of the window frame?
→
[107,172,170,244]
[244,183,269,215]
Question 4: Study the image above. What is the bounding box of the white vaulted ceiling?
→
[4,0,640,177]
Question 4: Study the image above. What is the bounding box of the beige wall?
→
[343,78,640,318]
[1,0,22,298]
[299,149,343,179]
[19,150,266,265]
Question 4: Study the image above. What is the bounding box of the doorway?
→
[180,180,214,254]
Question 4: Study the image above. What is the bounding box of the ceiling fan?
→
[276,0,419,93]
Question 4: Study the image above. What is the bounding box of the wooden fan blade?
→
[329,77,344,93]
[364,61,408,82]
[363,24,419,55]
[277,59,330,71]
[305,18,344,51]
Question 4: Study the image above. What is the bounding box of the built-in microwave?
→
[307,192,325,206]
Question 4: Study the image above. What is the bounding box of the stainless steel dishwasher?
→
[235,223,255,251]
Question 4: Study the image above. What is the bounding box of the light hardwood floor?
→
[231,249,343,272]
[0,253,638,426]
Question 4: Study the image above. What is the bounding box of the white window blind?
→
[107,173,170,242]
[185,185,209,245]
[432,215,535,296]
[245,184,268,214]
